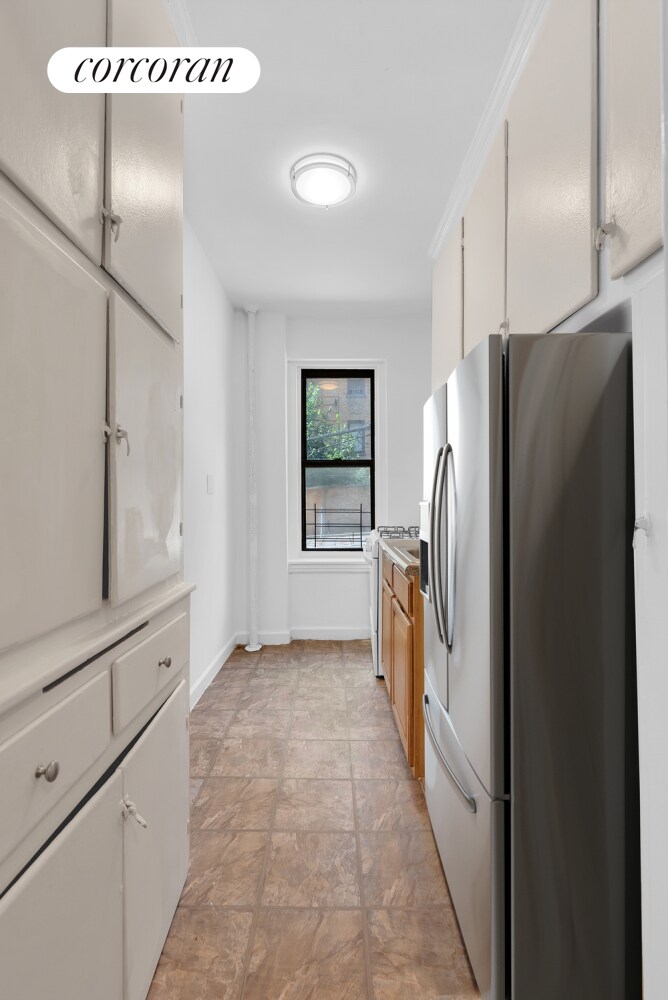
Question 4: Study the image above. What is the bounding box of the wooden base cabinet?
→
[381,552,425,778]
[0,681,189,1000]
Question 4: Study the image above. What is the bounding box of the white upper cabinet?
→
[0,191,107,652]
[0,0,106,264]
[464,125,507,356]
[605,0,662,278]
[106,0,183,340]
[109,293,182,606]
[121,681,189,1000]
[432,219,464,391]
[506,0,598,333]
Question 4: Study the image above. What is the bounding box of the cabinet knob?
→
[159,656,172,669]
[35,761,60,783]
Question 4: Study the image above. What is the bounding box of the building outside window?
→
[301,370,374,550]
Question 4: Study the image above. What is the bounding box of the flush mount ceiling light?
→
[318,379,339,390]
[290,153,357,208]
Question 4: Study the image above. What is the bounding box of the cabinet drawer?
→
[0,672,111,868]
[112,613,189,734]
[392,565,413,617]
[382,552,393,586]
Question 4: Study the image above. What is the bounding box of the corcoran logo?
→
[48,47,260,94]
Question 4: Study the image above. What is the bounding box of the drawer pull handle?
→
[122,797,148,829]
[159,656,172,668]
[35,761,60,783]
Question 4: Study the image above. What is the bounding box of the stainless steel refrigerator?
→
[419,333,641,1000]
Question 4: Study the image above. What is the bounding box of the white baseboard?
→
[290,626,371,641]
[234,630,292,647]
[190,636,238,708]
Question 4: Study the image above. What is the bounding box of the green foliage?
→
[305,382,359,460]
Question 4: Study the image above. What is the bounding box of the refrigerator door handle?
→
[429,447,445,644]
[423,694,477,813]
[444,444,456,651]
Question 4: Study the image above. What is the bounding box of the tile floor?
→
[149,639,480,1000]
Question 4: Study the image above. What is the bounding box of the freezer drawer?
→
[423,675,505,1000]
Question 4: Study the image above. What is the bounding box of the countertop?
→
[379,537,420,576]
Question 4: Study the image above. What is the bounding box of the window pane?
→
[305,376,372,460]
[304,467,372,549]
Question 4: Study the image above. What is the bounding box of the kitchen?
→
[0,0,666,997]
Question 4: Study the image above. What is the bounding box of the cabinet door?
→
[381,579,394,698]
[507,0,598,333]
[106,0,183,339]
[605,0,662,278]
[391,598,413,763]
[109,292,182,605]
[0,192,107,651]
[0,0,105,264]
[464,125,507,356]
[121,681,189,1000]
[0,772,123,1000]
[432,219,463,390]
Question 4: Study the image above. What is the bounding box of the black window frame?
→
[301,368,375,552]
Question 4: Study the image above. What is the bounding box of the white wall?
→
[284,312,431,638]
[183,220,247,703]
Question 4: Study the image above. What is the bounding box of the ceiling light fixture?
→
[290,153,357,208]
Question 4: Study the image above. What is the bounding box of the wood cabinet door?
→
[464,124,507,356]
[432,218,463,390]
[0,772,124,1000]
[391,598,413,763]
[507,0,598,333]
[121,681,189,1000]
[605,0,662,278]
[106,0,183,339]
[381,579,394,698]
[0,0,106,264]
[0,191,107,651]
[109,292,182,605]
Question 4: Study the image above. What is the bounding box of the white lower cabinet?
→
[0,772,124,1000]
[0,681,189,1000]
[122,680,189,1000]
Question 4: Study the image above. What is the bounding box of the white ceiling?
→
[182,0,527,316]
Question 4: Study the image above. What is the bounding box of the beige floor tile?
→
[210,665,254,684]
[367,908,479,1000]
[297,686,347,709]
[348,717,400,741]
[300,661,347,678]
[190,777,278,830]
[226,709,292,739]
[210,736,285,777]
[197,683,247,710]
[243,909,368,1000]
[238,686,296,711]
[189,779,203,806]
[344,668,381,688]
[346,687,392,711]
[350,741,412,780]
[180,831,266,907]
[189,707,237,740]
[354,780,431,832]
[360,831,450,906]
[148,907,253,1000]
[248,668,300,687]
[189,738,220,778]
[261,831,360,906]
[275,778,355,831]
[290,708,348,739]
[283,739,351,779]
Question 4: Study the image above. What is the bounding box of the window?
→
[301,370,375,550]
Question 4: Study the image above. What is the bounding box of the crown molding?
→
[163,0,198,46]
[428,0,551,260]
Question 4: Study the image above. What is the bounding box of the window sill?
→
[288,558,369,575]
